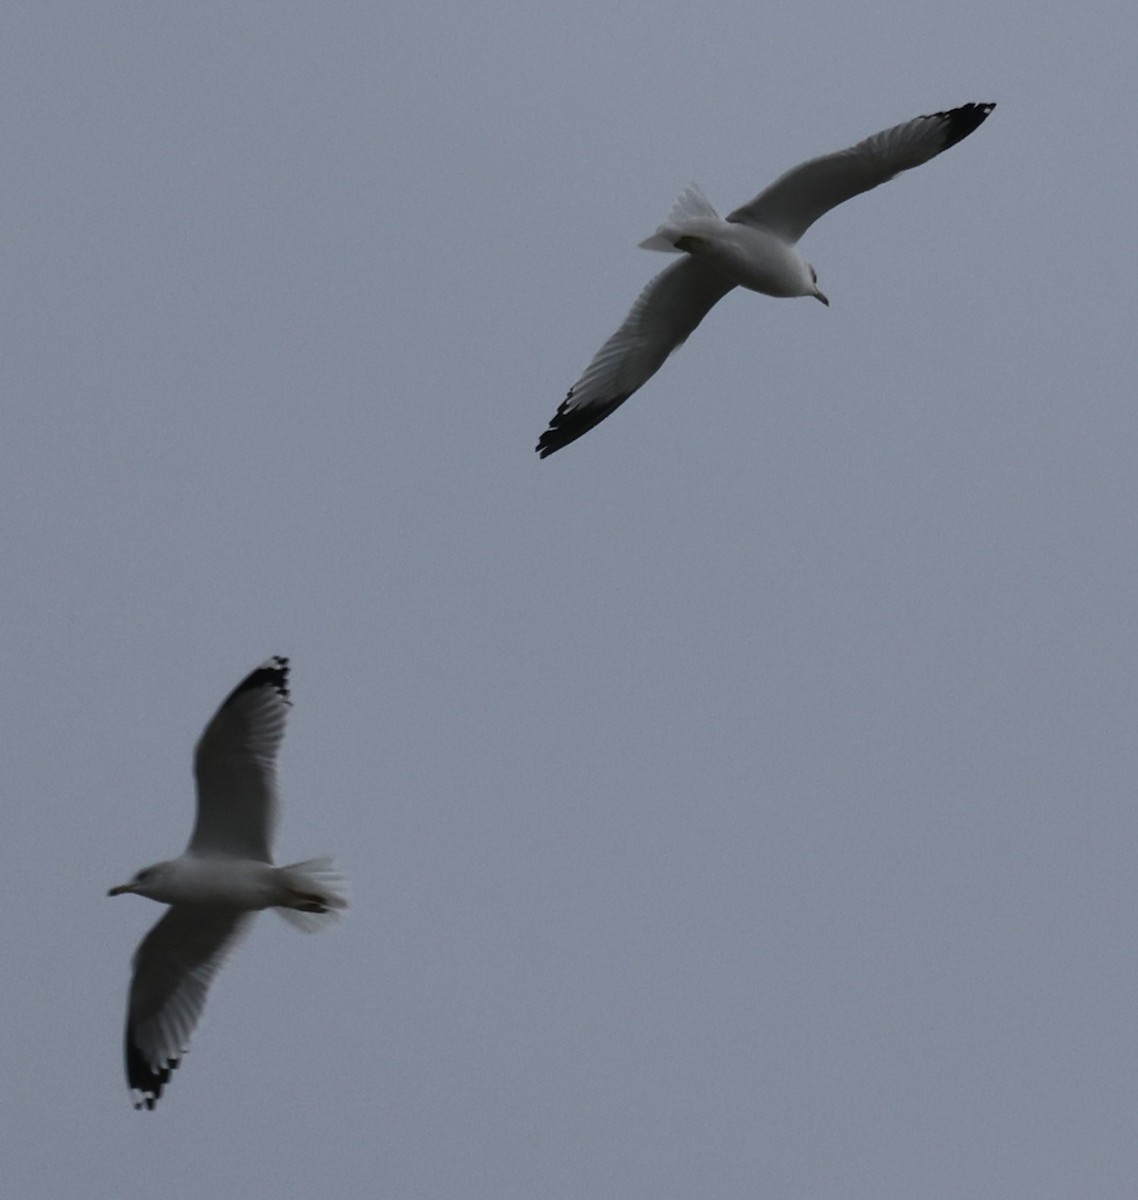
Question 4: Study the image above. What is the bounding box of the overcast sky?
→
[4,2,1138,1197]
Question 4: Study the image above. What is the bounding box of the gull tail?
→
[274,856,349,933]
[638,184,720,252]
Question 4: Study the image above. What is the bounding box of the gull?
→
[109,656,347,1110]
[536,102,995,457]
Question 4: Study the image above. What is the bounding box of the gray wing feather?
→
[189,656,290,861]
[728,103,995,244]
[125,906,253,1109]
[537,257,735,457]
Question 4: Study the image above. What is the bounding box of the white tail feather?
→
[638,184,720,251]
[638,233,683,253]
[666,183,719,223]
[274,856,349,933]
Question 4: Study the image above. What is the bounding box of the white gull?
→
[536,102,995,457]
[109,656,347,1110]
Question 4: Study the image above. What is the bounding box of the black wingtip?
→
[536,390,632,458]
[536,433,568,459]
[226,655,291,706]
[535,394,577,458]
[126,1032,177,1111]
[930,102,996,151]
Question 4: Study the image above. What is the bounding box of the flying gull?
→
[536,102,995,457]
[109,656,347,1110]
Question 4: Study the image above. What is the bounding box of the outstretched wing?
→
[189,656,290,861]
[537,257,735,457]
[728,103,995,244]
[124,905,253,1109]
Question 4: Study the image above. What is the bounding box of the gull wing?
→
[188,656,290,861]
[124,905,253,1109]
[537,257,735,457]
[728,103,995,244]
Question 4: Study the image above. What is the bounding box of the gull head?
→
[809,264,829,307]
[108,862,172,901]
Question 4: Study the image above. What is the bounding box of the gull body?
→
[109,656,347,1110]
[536,102,995,457]
[637,184,827,303]
[109,855,310,910]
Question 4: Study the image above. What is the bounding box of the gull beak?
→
[107,883,133,897]
[814,290,830,307]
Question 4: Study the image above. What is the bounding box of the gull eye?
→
[810,265,818,284]
[135,869,152,884]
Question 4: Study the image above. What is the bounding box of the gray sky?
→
[4,1,1137,1196]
